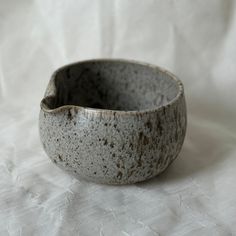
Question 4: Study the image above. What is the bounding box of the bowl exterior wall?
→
[39,93,186,184]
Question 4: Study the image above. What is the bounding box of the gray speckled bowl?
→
[39,59,187,184]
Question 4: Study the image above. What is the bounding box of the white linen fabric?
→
[0,0,236,235]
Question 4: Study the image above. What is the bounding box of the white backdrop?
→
[0,0,236,235]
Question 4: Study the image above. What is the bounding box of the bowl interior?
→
[47,60,180,111]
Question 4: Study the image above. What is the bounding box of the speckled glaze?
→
[39,59,187,184]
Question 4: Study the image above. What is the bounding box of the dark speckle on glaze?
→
[104,139,108,145]
[145,120,152,131]
[138,132,149,146]
[67,110,73,120]
[39,59,187,185]
[110,142,114,148]
[117,171,123,180]
[58,155,62,161]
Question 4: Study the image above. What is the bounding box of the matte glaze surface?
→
[39,59,187,184]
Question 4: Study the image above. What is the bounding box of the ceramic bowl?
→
[39,59,187,184]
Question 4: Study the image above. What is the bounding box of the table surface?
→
[0,1,236,235]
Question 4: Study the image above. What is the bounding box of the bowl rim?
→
[40,58,184,116]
